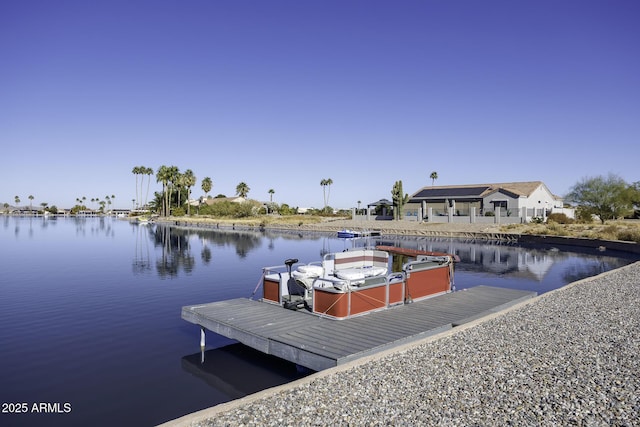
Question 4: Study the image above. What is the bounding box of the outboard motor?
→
[283,258,306,310]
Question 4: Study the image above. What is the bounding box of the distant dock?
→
[182,286,536,371]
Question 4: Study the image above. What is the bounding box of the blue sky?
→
[2,1,638,210]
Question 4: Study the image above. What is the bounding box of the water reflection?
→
[211,231,262,259]
[133,222,152,275]
[71,216,116,238]
[377,236,636,286]
[127,224,637,290]
[151,225,195,278]
[3,215,119,238]
[136,225,273,277]
[181,344,310,401]
[144,225,325,273]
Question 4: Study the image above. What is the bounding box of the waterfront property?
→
[352,181,575,224]
[405,181,573,223]
[3,216,636,426]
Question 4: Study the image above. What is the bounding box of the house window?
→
[492,200,508,210]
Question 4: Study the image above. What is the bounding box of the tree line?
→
[6,169,637,224]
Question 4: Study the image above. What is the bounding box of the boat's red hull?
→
[313,281,404,319]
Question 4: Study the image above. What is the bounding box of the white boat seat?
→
[293,264,324,277]
[334,266,387,281]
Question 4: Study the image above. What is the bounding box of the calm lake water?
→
[1,216,638,427]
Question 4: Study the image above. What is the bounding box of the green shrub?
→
[198,200,261,218]
[575,206,594,223]
[172,207,185,216]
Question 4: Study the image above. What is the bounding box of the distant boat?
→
[337,229,360,238]
[337,229,382,238]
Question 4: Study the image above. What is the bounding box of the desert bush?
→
[547,213,573,224]
[616,229,640,243]
[545,222,569,236]
[598,225,621,241]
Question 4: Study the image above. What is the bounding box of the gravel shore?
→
[164,259,640,426]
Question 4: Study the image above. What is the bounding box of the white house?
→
[404,181,573,223]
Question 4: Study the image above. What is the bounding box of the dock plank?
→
[182,285,536,371]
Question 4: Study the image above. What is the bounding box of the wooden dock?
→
[182,286,536,371]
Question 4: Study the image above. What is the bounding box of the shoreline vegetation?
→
[153,215,640,244]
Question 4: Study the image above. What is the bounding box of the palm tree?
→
[167,166,180,215]
[139,166,146,209]
[430,171,438,186]
[28,195,34,212]
[156,165,171,216]
[267,189,275,214]
[143,167,153,208]
[175,173,185,208]
[14,196,20,208]
[200,177,212,214]
[320,179,327,207]
[236,182,250,198]
[320,178,333,208]
[132,166,141,208]
[183,169,196,215]
[201,177,212,198]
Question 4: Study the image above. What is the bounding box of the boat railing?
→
[402,255,452,272]
[262,264,289,278]
[310,271,407,319]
